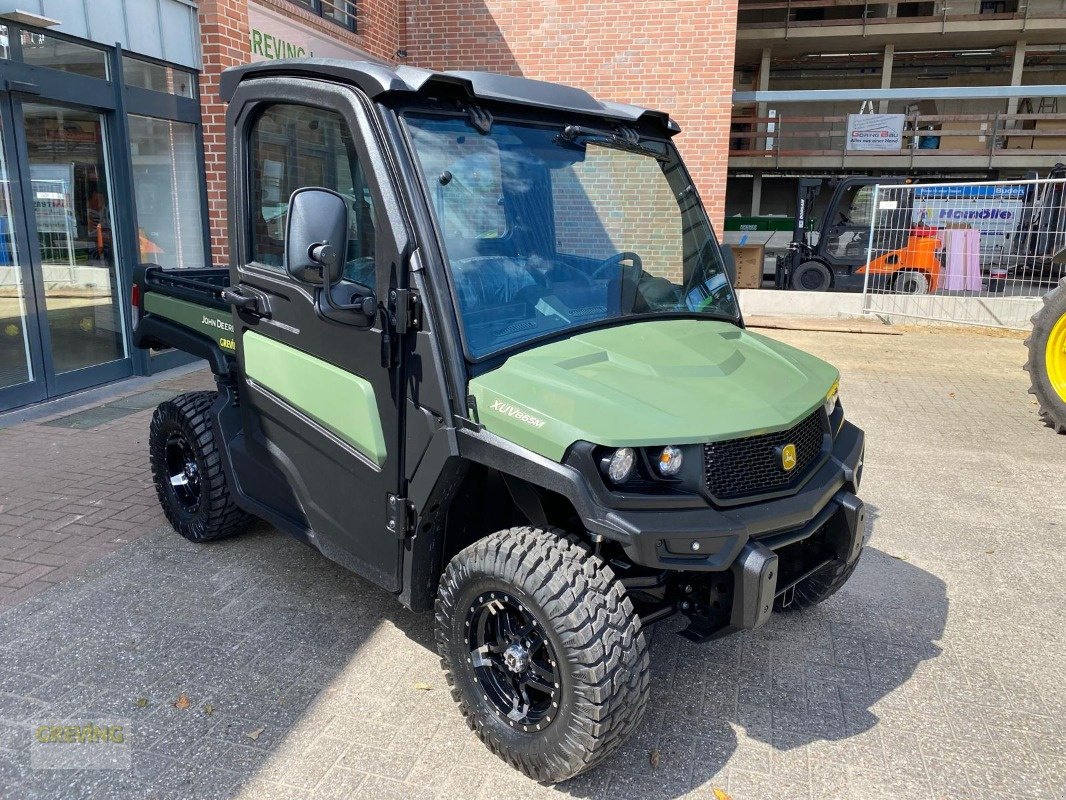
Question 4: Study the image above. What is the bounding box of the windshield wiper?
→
[556,124,669,162]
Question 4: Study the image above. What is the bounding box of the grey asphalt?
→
[0,326,1063,799]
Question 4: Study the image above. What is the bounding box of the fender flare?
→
[133,316,233,377]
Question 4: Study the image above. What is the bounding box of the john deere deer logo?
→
[780,443,797,472]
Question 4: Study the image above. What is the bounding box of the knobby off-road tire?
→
[1024,277,1066,433]
[435,527,650,783]
[149,391,252,542]
[775,553,862,613]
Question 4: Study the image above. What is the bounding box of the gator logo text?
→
[489,400,546,429]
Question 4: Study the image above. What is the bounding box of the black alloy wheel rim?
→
[465,590,561,733]
[164,433,201,511]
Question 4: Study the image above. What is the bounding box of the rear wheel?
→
[791,260,832,292]
[894,269,929,295]
[149,391,252,541]
[435,527,649,783]
[1025,278,1066,433]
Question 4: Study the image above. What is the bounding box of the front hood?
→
[468,319,838,461]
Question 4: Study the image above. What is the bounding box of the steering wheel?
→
[590,251,643,281]
[692,278,731,312]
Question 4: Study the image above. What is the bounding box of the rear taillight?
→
[131,283,141,326]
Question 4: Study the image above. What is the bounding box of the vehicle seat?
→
[450,256,537,312]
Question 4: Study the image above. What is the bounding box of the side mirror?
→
[285,187,349,285]
[719,244,737,285]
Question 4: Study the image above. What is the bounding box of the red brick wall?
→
[199,0,250,265]
[198,0,400,265]
[198,1,737,264]
[401,1,739,228]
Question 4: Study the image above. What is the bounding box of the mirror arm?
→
[310,241,377,317]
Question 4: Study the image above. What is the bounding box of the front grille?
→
[703,410,826,501]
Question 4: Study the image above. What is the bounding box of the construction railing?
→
[859,176,1066,329]
[737,0,1056,31]
[729,112,1066,166]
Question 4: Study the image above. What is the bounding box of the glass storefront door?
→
[22,102,128,378]
[0,25,207,413]
[0,96,133,410]
[0,105,41,405]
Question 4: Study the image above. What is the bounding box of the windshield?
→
[405,114,739,359]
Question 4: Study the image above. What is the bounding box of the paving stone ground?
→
[0,327,1063,800]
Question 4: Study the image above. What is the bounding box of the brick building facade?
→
[198,1,739,264]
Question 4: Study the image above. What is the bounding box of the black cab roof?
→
[219,58,679,135]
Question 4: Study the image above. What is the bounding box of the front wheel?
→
[791,260,832,292]
[435,527,650,783]
[894,269,929,295]
[775,554,861,612]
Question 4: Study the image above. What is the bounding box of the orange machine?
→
[856,226,943,293]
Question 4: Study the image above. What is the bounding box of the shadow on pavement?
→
[0,505,946,799]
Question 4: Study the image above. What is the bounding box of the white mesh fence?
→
[860,177,1066,329]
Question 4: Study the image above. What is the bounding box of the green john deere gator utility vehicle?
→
[132,59,867,782]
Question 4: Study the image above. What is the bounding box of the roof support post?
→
[1006,40,1026,117]
[756,47,772,152]
[878,44,895,114]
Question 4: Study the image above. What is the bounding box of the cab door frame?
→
[225,76,415,593]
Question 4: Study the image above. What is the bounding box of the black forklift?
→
[775,176,919,292]
[990,163,1066,290]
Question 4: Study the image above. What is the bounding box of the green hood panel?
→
[468,320,839,461]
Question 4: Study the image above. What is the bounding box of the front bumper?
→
[720,489,865,633]
[598,419,864,573]
[582,420,865,636]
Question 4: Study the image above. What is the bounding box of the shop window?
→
[122,56,196,99]
[20,31,108,80]
[128,115,206,270]
[248,104,375,282]
[291,1,357,32]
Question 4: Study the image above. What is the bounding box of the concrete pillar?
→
[755,47,772,151]
[750,174,763,217]
[878,44,895,114]
[1006,40,1027,117]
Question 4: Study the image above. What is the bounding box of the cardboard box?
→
[730,244,765,289]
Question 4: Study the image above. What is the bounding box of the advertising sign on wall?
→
[910,184,1028,261]
[845,114,906,152]
[247,3,380,63]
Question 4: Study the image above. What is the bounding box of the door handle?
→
[222,287,265,317]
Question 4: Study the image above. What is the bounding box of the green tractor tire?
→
[1026,278,1066,433]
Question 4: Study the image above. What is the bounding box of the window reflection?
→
[20,32,108,80]
[129,115,206,269]
[23,104,126,374]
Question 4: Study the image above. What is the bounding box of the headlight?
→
[656,445,684,476]
[604,447,635,484]
[824,380,839,417]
